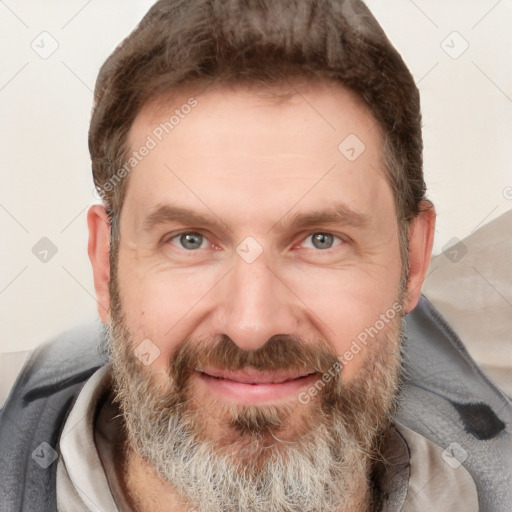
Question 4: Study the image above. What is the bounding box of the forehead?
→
[122,80,393,233]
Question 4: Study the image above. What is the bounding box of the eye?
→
[301,232,343,250]
[168,232,209,250]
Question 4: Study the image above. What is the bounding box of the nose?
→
[211,254,299,352]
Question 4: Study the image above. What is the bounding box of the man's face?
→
[105,80,407,511]
[116,80,403,378]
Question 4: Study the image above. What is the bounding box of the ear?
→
[404,201,436,313]
[87,205,111,324]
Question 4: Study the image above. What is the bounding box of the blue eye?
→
[169,232,208,250]
[302,233,341,250]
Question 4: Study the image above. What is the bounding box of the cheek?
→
[283,264,402,380]
[115,260,221,372]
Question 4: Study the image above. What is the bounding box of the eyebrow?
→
[271,203,370,233]
[143,205,228,233]
[142,202,369,234]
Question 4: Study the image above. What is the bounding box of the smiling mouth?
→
[195,368,320,403]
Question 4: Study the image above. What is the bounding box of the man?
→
[1,1,511,511]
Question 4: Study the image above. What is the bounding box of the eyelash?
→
[164,231,345,252]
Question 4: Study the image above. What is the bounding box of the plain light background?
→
[1,0,511,353]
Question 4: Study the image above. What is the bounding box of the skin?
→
[87,80,435,511]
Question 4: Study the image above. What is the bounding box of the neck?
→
[122,445,193,512]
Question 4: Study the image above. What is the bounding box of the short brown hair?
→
[89,0,426,257]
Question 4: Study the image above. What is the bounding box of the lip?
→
[195,367,319,404]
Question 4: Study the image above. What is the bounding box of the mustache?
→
[168,334,341,387]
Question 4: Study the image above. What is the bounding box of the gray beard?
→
[106,305,405,512]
